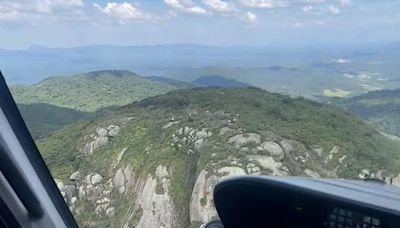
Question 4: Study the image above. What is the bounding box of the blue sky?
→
[0,0,399,49]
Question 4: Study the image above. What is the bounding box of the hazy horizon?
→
[1,0,399,49]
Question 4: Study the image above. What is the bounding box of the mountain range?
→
[35,87,400,227]
[6,69,400,227]
[3,43,400,99]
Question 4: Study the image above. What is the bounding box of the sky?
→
[0,0,399,49]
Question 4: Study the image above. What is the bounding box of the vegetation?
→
[191,75,251,88]
[37,87,400,226]
[17,103,95,139]
[338,89,400,136]
[10,70,179,112]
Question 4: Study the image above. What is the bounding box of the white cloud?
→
[31,0,84,13]
[293,22,303,27]
[240,0,288,9]
[299,0,325,3]
[164,0,208,15]
[302,5,313,12]
[337,0,351,8]
[0,4,21,22]
[241,11,257,24]
[94,2,150,21]
[0,0,85,23]
[202,0,236,12]
[328,5,340,14]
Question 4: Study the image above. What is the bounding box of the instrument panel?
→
[211,176,400,228]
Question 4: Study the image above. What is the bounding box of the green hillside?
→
[18,103,94,139]
[10,70,179,112]
[37,88,400,227]
[338,89,400,137]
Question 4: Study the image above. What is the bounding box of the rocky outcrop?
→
[69,171,80,181]
[325,146,340,164]
[83,124,121,156]
[135,165,177,228]
[391,174,400,187]
[259,141,284,161]
[304,169,321,178]
[174,126,212,152]
[113,164,135,194]
[107,124,121,137]
[217,167,246,179]
[52,108,400,228]
[190,170,218,224]
[163,121,180,129]
[247,155,288,176]
[228,133,261,148]
[190,167,246,226]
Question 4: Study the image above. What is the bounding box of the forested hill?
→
[38,87,400,227]
[10,70,180,112]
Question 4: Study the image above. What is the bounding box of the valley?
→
[335,89,400,137]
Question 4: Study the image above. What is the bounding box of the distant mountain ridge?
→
[338,89,400,136]
[191,75,251,88]
[3,43,399,86]
[10,70,179,112]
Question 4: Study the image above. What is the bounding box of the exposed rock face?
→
[135,165,177,228]
[113,165,135,194]
[55,179,64,192]
[260,141,284,161]
[304,169,321,178]
[280,139,294,152]
[97,127,108,137]
[312,146,324,157]
[91,173,103,185]
[64,185,77,200]
[106,207,115,217]
[359,169,370,179]
[338,155,347,164]
[163,121,180,129]
[174,126,212,152]
[52,109,400,228]
[69,171,80,181]
[325,146,340,164]
[247,155,287,176]
[190,170,218,224]
[83,124,121,155]
[218,167,246,179]
[84,137,108,156]
[107,124,121,137]
[190,167,246,226]
[124,165,136,190]
[392,174,400,187]
[228,133,261,148]
[246,163,261,174]
[114,168,126,193]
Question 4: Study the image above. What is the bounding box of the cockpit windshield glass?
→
[1,0,400,227]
